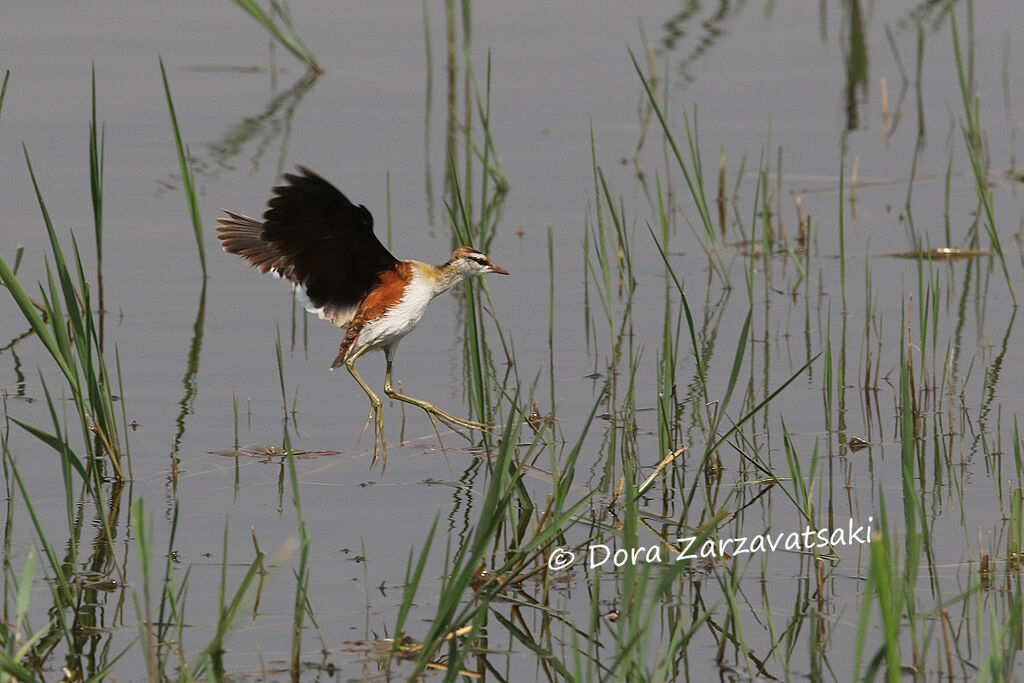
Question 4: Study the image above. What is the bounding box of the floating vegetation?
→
[882,246,992,260]
[209,445,341,458]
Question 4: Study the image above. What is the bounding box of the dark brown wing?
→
[219,167,398,327]
[217,210,281,272]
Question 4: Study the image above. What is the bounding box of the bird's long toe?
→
[427,406,492,433]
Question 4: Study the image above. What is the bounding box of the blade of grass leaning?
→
[195,519,267,678]
[5,148,125,476]
[131,499,160,679]
[647,224,707,403]
[190,551,264,678]
[839,135,847,306]
[0,69,9,118]
[10,413,86,481]
[407,396,529,675]
[229,0,323,74]
[159,58,207,277]
[406,389,603,677]
[709,306,752,440]
[629,50,715,244]
[682,352,821,515]
[9,549,56,675]
[82,639,138,683]
[393,516,439,644]
[90,64,105,321]
[276,329,311,680]
[709,352,820,456]
[3,447,77,648]
[950,11,1015,304]
[14,549,36,643]
[0,222,75,385]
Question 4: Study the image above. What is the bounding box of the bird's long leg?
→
[383,356,490,432]
[345,344,387,463]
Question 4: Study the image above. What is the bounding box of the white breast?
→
[357,269,437,350]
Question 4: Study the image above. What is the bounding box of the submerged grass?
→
[389,385,604,679]
[275,329,314,681]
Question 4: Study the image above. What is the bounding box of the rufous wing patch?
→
[329,262,413,368]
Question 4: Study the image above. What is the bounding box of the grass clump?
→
[0,149,126,480]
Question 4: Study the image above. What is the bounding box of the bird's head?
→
[449,246,509,277]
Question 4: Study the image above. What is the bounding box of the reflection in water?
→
[169,280,206,498]
[655,1,877,132]
[658,0,740,87]
[157,72,318,200]
[202,72,318,180]
[73,480,129,679]
[978,301,1015,439]
[3,450,132,681]
[842,0,869,131]
[0,346,28,398]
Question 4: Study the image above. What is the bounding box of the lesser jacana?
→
[217,167,507,460]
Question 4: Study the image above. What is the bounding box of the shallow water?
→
[2,1,1024,679]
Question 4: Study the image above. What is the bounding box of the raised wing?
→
[217,167,398,327]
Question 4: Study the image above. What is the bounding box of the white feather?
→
[355,268,436,351]
[272,268,355,327]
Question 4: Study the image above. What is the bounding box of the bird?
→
[216,166,507,461]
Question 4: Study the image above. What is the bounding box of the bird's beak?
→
[489,264,509,275]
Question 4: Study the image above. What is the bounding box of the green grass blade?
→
[0,70,9,119]
[0,651,36,681]
[394,516,439,643]
[159,58,207,277]
[9,416,86,480]
[229,0,322,74]
[630,50,714,240]
[0,254,73,383]
[89,64,105,315]
[647,224,708,402]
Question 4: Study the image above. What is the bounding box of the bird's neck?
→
[417,260,468,297]
[435,261,470,294]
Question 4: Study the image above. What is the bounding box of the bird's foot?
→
[383,385,493,434]
[355,401,388,465]
[427,406,491,434]
[384,387,494,436]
